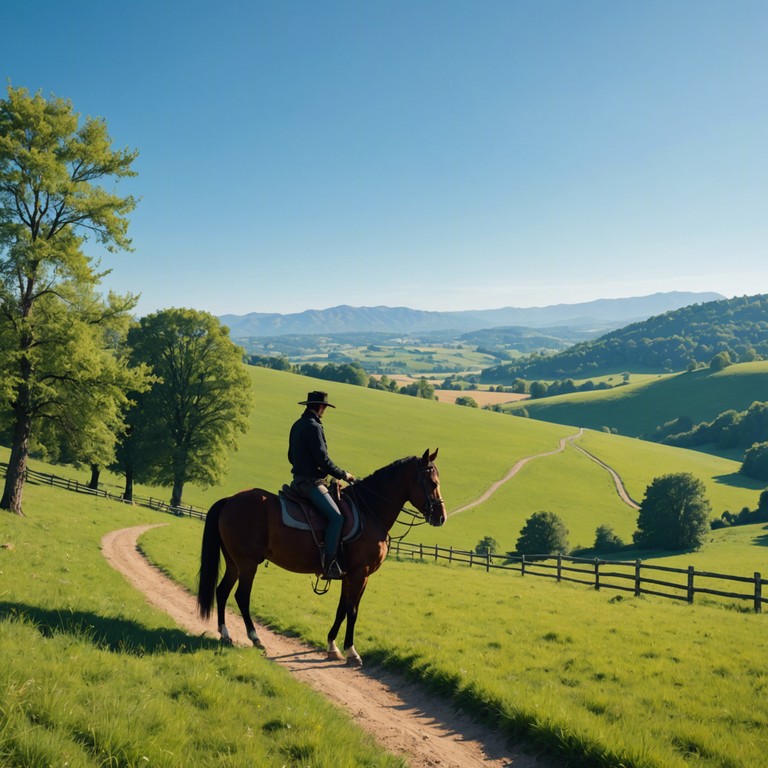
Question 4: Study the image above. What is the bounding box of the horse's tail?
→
[197,498,226,620]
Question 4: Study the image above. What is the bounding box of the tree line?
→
[480,294,768,381]
[0,86,252,515]
[248,355,439,399]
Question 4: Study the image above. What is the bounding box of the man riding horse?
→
[288,391,355,580]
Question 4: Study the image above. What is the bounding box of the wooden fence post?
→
[687,565,695,604]
[486,551,491,572]
[755,572,762,614]
[449,546,453,564]
[419,542,423,561]
[634,559,641,596]
[521,554,526,576]
[594,558,600,591]
[557,554,562,582]
[434,544,439,562]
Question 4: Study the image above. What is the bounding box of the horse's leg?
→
[326,585,347,661]
[216,550,239,645]
[343,574,369,667]
[233,558,264,650]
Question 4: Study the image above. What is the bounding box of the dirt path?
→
[101,525,552,768]
[568,436,640,509]
[450,431,581,516]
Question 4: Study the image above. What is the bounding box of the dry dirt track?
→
[102,525,553,768]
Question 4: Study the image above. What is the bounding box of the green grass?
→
[142,517,768,768]
[505,361,768,439]
[0,485,405,768]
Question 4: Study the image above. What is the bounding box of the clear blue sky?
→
[4,1,767,316]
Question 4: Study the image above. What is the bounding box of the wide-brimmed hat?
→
[298,391,335,408]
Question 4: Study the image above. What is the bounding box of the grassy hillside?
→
[4,365,764,566]
[142,516,768,768]
[504,361,768,441]
[0,486,404,767]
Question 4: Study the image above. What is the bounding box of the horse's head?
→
[412,449,446,526]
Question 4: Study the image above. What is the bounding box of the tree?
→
[709,351,732,371]
[515,511,569,555]
[0,86,139,514]
[633,473,711,550]
[594,524,625,552]
[123,308,253,507]
[455,395,478,408]
[400,377,435,399]
[474,535,499,555]
[740,442,768,482]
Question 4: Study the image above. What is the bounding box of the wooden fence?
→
[1,462,208,520]
[390,540,767,614]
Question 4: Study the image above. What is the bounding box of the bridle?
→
[415,458,445,526]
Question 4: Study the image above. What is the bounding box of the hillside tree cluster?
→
[0,87,252,515]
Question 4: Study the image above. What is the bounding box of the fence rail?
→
[4,461,765,613]
[0,462,208,520]
[390,540,767,613]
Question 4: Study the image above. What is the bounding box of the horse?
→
[197,448,445,666]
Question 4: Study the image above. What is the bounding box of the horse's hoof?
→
[346,654,363,668]
[220,636,233,647]
[327,649,344,661]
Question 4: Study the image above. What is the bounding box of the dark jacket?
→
[288,409,347,482]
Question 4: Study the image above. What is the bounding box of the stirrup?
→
[322,558,344,580]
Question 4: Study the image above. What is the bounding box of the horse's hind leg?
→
[216,552,238,645]
[234,559,264,650]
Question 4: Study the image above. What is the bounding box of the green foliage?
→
[455,395,478,408]
[474,535,498,554]
[740,441,768,482]
[515,510,569,555]
[709,350,733,371]
[0,86,141,514]
[634,473,712,550]
[594,523,625,552]
[399,377,436,399]
[482,293,768,380]
[123,309,253,506]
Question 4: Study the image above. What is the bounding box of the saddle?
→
[278,484,362,543]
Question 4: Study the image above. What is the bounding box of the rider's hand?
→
[344,472,356,484]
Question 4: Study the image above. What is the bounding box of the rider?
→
[288,391,355,580]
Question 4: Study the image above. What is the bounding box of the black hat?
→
[298,391,335,408]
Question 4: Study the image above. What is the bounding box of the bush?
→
[633,473,711,550]
[593,524,625,552]
[740,442,768,482]
[474,536,499,555]
[515,511,569,555]
[455,396,479,408]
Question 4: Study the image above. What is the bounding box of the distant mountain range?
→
[220,292,724,338]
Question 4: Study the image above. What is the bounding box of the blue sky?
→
[4,1,767,316]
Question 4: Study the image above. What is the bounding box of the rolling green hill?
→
[6,365,763,569]
[482,293,768,380]
[503,361,768,444]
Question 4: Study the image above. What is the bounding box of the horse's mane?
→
[359,456,416,489]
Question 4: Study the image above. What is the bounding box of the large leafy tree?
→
[123,308,253,507]
[0,86,139,515]
[515,510,569,555]
[633,473,711,550]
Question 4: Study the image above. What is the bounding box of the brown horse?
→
[197,449,445,666]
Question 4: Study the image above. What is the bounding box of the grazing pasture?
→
[0,485,405,767]
[142,516,768,768]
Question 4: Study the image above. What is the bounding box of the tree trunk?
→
[0,411,32,516]
[171,477,184,508]
[88,464,101,490]
[123,470,134,502]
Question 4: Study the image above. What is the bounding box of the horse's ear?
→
[421,448,438,464]
[430,448,439,462]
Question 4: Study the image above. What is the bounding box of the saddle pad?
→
[279,492,362,543]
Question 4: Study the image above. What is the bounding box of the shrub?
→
[633,473,711,550]
[515,511,569,555]
[455,396,479,408]
[474,536,499,555]
[593,524,625,552]
[740,442,768,482]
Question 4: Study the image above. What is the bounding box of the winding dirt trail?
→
[101,525,552,768]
